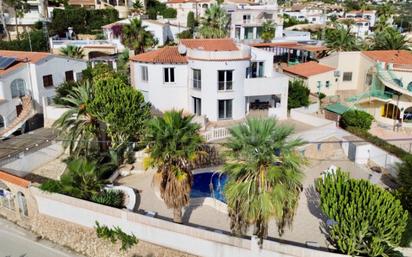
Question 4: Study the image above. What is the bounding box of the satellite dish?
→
[178,44,187,55]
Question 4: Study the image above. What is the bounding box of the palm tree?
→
[260,21,276,42]
[199,3,229,38]
[325,25,360,52]
[144,110,204,223]
[372,27,410,50]
[121,18,156,55]
[223,118,306,245]
[5,0,29,40]
[60,45,85,59]
[53,82,101,157]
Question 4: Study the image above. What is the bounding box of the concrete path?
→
[0,218,83,257]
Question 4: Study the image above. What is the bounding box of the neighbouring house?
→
[316,50,412,127]
[102,18,187,47]
[251,41,328,67]
[130,38,289,122]
[0,51,87,138]
[166,0,213,26]
[282,61,337,96]
[337,18,371,39]
[344,10,377,27]
[228,4,283,43]
[68,0,133,18]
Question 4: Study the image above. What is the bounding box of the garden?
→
[37,65,412,255]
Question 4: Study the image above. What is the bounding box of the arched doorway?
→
[17,191,28,217]
[382,103,400,120]
[0,181,15,210]
[0,115,4,129]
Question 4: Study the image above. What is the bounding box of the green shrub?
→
[316,169,408,257]
[397,155,412,212]
[39,180,64,193]
[340,110,374,130]
[95,221,138,251]
[0,30,48,51]
[53,81,81,106]
[91,190,124,208]
[346,126,410,159]
[287,79,310,109]
[401,214,412,247]
[50,8,119,35]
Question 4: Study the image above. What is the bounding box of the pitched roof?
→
[180,38,239,51]
[0,50,50,76]
[282,61,335,78]
[362,50,412,65]
[130,47,188,64]
[0,170,30,188]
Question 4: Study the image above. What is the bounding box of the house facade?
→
[229,6,283,43]
[130,39,288,122]
[0,51,87,137]
[287,50,412,127]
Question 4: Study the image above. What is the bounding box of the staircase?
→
[0,96,34,139]
[376,65,412,97]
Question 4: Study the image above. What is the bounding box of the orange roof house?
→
[282,61,335,78]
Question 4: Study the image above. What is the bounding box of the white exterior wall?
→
[0,65,32,126]
[31,56,87,112]
[188,59,250,121]
[134,63,189,112]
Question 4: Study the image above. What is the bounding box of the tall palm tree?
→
[199,3,229,38]
[121,18,156,55]
[325,25,360,52]
[223,118,306,245]
[144,110,204,223]
[0,0,10,41]
[60,45,85,59]
[53,82,101,157]
[372,27,410,50]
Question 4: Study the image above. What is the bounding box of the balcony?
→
[244,75,288,97]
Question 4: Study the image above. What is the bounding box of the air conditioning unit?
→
[334,70,341,77]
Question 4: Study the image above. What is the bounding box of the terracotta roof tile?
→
[362,50,412,65]
[0,50,49,63]
[283,61,335,78]
[0,170,30,188]
[181,38,238,51]
[0,50,50,76]
[130,47,188,64]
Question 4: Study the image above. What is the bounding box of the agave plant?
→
[60,45,85,59]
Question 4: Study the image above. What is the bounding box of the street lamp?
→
[392,91,402,131]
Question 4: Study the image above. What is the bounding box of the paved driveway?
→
[0,218,82,257]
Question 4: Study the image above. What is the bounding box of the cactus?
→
[315,169,408,257]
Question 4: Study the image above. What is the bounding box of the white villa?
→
[228,4,284,43]
[282,50,412,127]
[0,51,87,138]
[130,38,288,122]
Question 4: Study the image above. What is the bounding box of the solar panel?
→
[0,56,16,70]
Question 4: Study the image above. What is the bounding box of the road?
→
[0,218,83,257]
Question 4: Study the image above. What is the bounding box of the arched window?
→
[393,78,403,88]
[10,79,26,98]
[407,82,412,92]
[0,115,4,129]
[17,191,28,217]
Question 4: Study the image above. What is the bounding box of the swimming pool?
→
[191,172,227,202]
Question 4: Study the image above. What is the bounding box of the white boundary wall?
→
[290,103,334,127]
[31,188,347,257]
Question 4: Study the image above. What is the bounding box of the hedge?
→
[345,126,410,160]
[50,7,119,35]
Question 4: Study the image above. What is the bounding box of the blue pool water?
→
[191,172,227,202]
